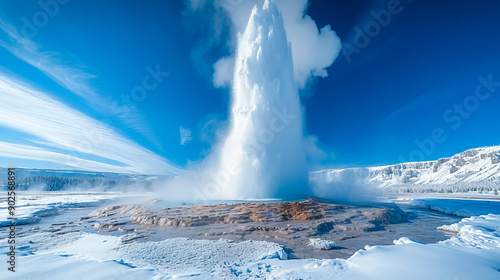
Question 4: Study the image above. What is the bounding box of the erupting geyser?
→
[216,0,309,199]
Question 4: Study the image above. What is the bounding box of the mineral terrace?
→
[87,198,415,259]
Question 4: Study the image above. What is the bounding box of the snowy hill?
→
[311,146,500,193]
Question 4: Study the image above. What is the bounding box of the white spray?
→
[214,0,309,199]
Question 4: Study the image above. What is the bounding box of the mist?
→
[161,0,345,202]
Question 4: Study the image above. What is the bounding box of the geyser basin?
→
[87,198,460,259]
[215,0,308,199]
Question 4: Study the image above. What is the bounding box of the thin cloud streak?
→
[0,141,136,174]
[0,74,182,175]
[0,18,158,143]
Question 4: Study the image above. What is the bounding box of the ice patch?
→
[309,238,337,250]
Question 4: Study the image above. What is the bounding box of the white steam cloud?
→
[162,0,346,201]
[188,0,342,89]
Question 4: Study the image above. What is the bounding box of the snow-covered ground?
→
[0,192,124,227]
[0,192,499,279]
[311,145,500,192]
[0,211,498,279]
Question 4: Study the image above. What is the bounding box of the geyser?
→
[215,0,309,199]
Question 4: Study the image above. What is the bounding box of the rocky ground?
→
[85,198,422,259]
[5,197,461,259]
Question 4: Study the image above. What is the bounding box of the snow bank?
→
[392,237,424,245]
[309,238,337,250]
[441,214,500,250]
[2,213,499,279]
[265,214,500,279]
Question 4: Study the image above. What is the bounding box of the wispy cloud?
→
[0,74,182,175]
[0,18,102,107]
[0,141,136,174]
[179,126,193,146]
[0,18,158,144]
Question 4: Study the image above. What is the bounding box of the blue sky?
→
[0,0,499,174]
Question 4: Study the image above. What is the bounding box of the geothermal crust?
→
[89,198,410,259]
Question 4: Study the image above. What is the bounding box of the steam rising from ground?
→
[309,168,382,202]
[214,1,308,199]
[162,1,348,202]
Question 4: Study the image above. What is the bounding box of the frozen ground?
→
[86,198,461,259]
[0,211,499,279]
[0,192,126,227]
[0,192,499,279]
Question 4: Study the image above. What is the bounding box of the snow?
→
[311,145,500,192]
[340,229,500,280]
[262,214,500,279]
[0,192,121,227]
[392,237,425,245]
[0,232,287,279]
[309,238,337,250]
[441,214,500,249]
[0,254,172,280]
[1,201,499,279]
